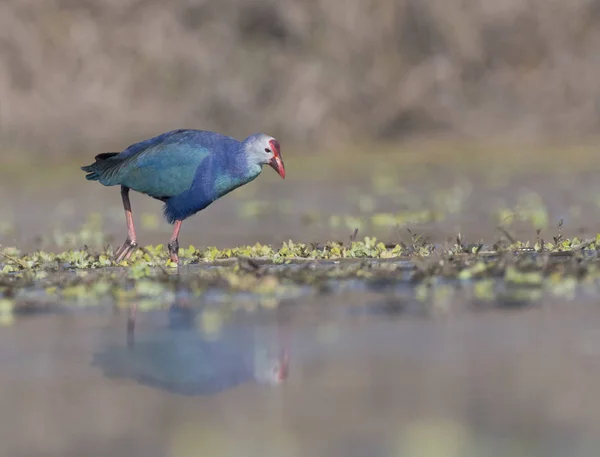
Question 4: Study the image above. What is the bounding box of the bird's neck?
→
[244,161,263,179]
[240,142,265,180]
[224,145,261,185]
[162,144,263,223]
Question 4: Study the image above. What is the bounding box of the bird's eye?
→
[265,148,271,153]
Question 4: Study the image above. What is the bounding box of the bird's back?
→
[82,129,242,199]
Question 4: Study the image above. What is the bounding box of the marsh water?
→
[3,292,600,456]
[3,144,600,456]
[5,142,600,251]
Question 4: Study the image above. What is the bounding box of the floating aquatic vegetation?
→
[0,223,600,318]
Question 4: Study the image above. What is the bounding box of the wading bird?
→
[81,129,285,263]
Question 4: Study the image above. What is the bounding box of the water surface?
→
[1,291,600,457]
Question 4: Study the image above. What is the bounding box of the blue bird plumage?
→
[81,129,285,263]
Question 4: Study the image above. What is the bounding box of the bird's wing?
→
[121,143,210,198]
[118,129,189,159]
[86,129,241,199]
[120,129,237,161]
[100,130,219,198]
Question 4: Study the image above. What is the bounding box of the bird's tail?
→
[81,152,120,181]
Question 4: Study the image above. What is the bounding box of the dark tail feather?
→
[95,152,119,161]
[81,152,120,181]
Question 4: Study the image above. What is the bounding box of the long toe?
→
[115,240,137,262]
[122,246,136,261]
[115,247,132,263]
[114,248,128,263]
[115,239,130,257]
[114,244,126,259]
[115,248,130,263]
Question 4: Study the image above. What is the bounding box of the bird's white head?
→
[243,133,286,179]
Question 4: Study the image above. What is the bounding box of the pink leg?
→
[114,186,138,262]
[168,220,182,263]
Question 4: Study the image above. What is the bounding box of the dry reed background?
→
[1,0,600,158]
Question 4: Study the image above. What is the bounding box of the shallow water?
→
[0,292,600,457]
[3,144,600,252]
[3,143,600,456]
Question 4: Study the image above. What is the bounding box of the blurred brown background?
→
[3,0,600,160]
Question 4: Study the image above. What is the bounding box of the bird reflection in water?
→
[93,297,289,395]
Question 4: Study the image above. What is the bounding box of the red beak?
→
[268,139,285,179]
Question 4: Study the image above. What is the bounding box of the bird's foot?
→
[115,238,138,263]
[168,240,179,264]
